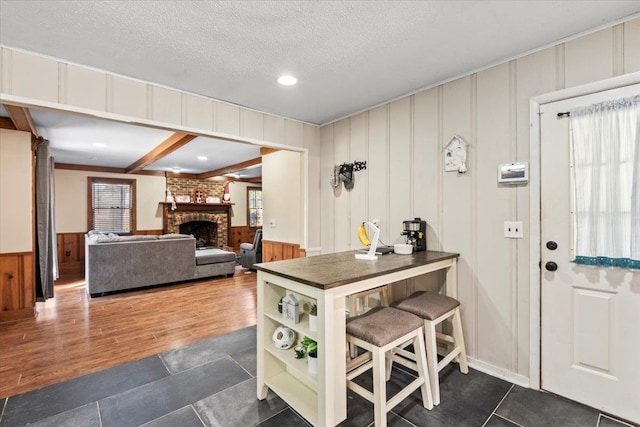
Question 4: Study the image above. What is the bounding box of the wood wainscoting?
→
[0,252,35,322]
[262,240,306,262]
[57,233,85,276]
[56,230,163,277]
[230,226,257,254]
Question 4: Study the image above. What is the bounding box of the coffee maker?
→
[401,218,427,252]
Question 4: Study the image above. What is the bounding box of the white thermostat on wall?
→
[498,162,528,184]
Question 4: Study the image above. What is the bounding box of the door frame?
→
[0,92,312,252]
[528,70,640,390]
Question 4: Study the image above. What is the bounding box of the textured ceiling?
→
[2,1,640,125]
[27,109,262,176]
[2,1,640,174]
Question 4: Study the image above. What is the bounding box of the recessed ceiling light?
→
[277,75,297,86]
[93,143,106,148]
[171,167,181,173]
[197,155,208,161]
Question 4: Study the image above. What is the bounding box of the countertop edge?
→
[254,251,459,290]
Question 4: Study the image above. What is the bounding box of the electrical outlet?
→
[270,219,277,228]
[504,221,523,239]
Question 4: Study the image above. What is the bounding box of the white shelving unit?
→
[258,278,321,426]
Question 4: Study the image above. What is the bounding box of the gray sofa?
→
[85,234,236,297]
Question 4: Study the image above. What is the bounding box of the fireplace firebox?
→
[180,221,218,248]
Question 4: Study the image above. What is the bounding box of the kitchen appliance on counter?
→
[401,218,427,252]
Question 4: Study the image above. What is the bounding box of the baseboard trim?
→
[467,357,531,389]
[304,247,322,257]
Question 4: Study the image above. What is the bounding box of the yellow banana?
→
[357,222,371,246]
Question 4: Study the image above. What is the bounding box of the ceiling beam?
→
[164,171,200,179]
[0,117,17,131]
[196,157,262,179]
[3,104,39,137]
[125,132,197,173]
[56,163,167,176]
[260,147,280,156]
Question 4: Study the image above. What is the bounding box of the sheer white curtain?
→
[569,94,640,269]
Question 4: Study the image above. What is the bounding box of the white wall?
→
[55,169,166,232]
[229,181,251,227]
[0,129,32,253]
[319,17,640,382]
[262,150,302,244]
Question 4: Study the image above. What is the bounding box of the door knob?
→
[545,261,558,272]
[546,241,558,250]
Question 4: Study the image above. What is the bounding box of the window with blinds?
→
[88,177,136,234]
[247,187,263,228]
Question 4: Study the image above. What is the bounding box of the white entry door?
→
[540,84,640,424]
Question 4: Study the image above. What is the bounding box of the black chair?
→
[240,229,262,269]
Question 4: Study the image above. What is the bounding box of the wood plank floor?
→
[0,267,257,399]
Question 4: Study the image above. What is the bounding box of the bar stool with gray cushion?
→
[347,284,392,358]
[391,291,468,406]
[346,306,433,427]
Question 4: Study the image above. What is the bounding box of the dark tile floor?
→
[0,326,635,427]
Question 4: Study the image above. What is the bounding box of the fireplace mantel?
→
[162,202,233,211]
[161,202,233,249]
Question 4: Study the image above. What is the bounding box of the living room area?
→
[0,105,312,319]
[0,99,311,395]
[0,133,277,398]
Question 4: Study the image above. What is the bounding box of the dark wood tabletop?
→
[254,250,459,290]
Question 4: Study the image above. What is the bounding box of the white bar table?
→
[255,250,459,427]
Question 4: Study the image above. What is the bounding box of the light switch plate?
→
[504,221,523,238]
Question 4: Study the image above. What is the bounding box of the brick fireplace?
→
[162,203,232,250]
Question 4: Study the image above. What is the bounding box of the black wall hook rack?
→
[339,161,367,174]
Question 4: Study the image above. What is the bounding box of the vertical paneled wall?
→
[318,18,640,382]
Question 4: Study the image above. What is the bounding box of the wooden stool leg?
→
[414,332,434,410]
[349,296,358,358]
[349,295,358,317]
[452,308,469,374]
[380,285,391,306]
[424,321,441,406]
[385,352,393,382]
[372,347,388,427]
